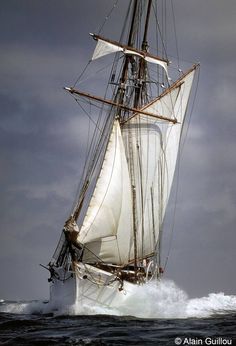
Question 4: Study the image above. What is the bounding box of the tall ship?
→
[46,0,199,310]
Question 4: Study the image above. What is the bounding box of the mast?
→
[118,0,153,270]
[115,0,139,118]
[120,0,139,86]
[120,0,139,271]
[120,0,154,270]
[134,0,152,108]
[133,0,152,261]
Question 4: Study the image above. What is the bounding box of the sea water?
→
[0,279,235,345]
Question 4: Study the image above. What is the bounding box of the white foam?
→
[186,292,236,318]
[1,280,235,319]
[0,300,49,315]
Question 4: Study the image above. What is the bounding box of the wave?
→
[0,280,235,319]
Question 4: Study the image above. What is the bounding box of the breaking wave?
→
[0,280,235,319]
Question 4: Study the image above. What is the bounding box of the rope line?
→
[163,65,200,271]
[96,0,119,35]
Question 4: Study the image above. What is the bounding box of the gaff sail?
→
[121,67,196,259]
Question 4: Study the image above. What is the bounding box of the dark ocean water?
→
[1,281,236,345]
[0,309,236,346]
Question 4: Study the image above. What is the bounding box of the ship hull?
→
[49,262,136,312]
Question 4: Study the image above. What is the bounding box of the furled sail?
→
[121,67,196,259]
[77,120,133,265]
[90,34,169,76]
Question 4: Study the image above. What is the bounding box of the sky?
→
[0,0,236,300]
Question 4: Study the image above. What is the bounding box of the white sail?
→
[122,68,196,258]
[92,38,123,60]
[77,120,133,265]
[91,35,168,75]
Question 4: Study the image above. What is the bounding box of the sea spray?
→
[112,279,189,318]
[0,300,47,315]
[1,279,236,319]
[186,292,236,318]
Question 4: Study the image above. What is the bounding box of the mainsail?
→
[69,66,196,265]
[122,67,196,259]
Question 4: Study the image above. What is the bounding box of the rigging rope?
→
[179,66,200,156]
[170,0,180,71]
[72,0,120,89]
[73,60,92,89]
[163,65,200,271]
[151,2,168,61]
[163,154,180,271]
[96,0,119,35]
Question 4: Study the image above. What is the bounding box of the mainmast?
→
[118,0,153,271]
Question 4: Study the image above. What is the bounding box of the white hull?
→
[49,262,137,312]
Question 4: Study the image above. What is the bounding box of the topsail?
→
[91,34,169,76]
